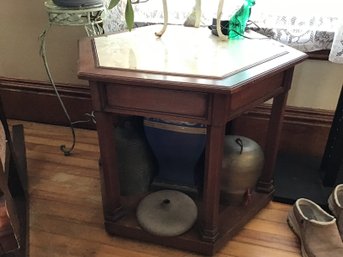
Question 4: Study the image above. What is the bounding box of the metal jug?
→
[220,135,264,205]
[114,116,156,196]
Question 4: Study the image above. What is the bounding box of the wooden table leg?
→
[201,124,225,242]
[200,95,227,242]
[257,68,293,193]
[94,111,124,222]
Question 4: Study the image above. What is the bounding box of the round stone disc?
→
[136,190,198,237]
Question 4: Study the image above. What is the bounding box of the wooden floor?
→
[8,120,302,257]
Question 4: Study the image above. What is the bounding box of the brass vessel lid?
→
[136,190,198,237]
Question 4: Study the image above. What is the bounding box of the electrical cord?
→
[210,19,271,40]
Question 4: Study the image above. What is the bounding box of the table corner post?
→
[94,111,124,222]
[200,94,228,242]
[257,68,294,193]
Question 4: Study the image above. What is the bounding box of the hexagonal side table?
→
[78,25,308,255]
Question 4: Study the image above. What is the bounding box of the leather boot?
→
[328,184,343,239]
[287,198,343,257]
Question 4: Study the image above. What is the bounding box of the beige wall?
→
[289,60,343,110]
[0,0,87,85]
[1,1,342,109]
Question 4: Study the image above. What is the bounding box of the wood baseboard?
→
[0,77,334,156]
[231,104,333,157]
[0,77,94,129]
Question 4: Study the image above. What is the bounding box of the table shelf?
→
[104,191,273,255]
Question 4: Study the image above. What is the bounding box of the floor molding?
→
[0,77,94,129]
[232,104,333,157]
[0,77,334,156]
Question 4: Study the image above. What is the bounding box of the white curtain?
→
[249,0,342,64]
[102,0,343,64]
[329,20,343,63]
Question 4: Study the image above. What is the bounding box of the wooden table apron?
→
[78,36,307,255]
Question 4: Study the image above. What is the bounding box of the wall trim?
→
[0,77,90,97]
[232,104,333,157]
[248,103,333,126]
[0,77,94,128]
[0,77,334,156]
[307,50,330,61]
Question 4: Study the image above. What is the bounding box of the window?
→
[104,0,343,63]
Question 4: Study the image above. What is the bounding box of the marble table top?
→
[93,25,289,79]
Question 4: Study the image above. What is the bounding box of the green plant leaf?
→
[108,0,120,9]
[125,0,134,31]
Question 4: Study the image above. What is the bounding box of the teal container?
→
[228,0,255,39]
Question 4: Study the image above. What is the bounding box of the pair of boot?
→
[287,184,343,257]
